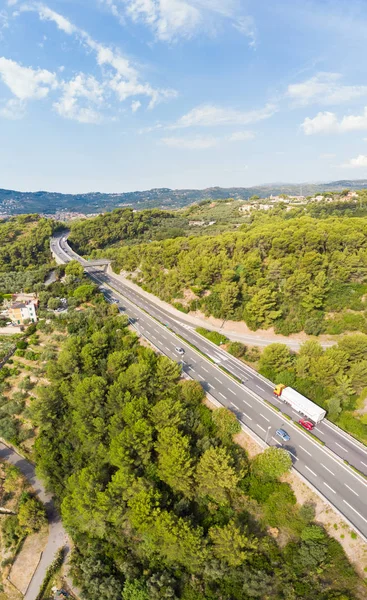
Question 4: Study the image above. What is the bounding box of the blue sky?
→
[1,0,367,193]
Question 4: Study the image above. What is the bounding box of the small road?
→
[52,233,367,541]
[0,443,69,600]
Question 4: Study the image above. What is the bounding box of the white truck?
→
[274,384,326,424]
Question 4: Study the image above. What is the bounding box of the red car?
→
[299,419,314,431]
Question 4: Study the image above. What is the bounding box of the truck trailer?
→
[274,384,326,424]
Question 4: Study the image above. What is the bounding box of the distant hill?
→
[1,180,367,215]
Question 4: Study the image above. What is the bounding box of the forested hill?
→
[82,208,367,339]
[2,179,367,214]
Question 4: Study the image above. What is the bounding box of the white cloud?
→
[131,99,141,112]
[161,135,218,149]
[37,5,76,34]
[228,130,255,141]
[125,0,201,42]
[233,16,256,47]
[0,98,25,119]
[0,56,57,100]
[53,74,104,123]
[287,72,367,106]
[301,107,367,135]
[342,155,367,168]
[319,153,335,159]
[102,0,256,45]
[171,103,276,128]
[19,3,176,107]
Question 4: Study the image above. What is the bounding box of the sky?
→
[1,0,367,193]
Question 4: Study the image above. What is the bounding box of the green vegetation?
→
[85,213,367,336]
[29,306,364,600]
[258,337,367,443]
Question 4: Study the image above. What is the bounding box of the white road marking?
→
[291,410,299,416]
[243,400,252,408]
[316,429,325,435]
[260,413,270,422]
[299,445,312,457]
[197,374,204,380]
[343,501,367,524]
[219,392,227,400]
[321,463,335,476]
[335,442,348,453]
[202,367,209,373]
[190,358,196,364]
[345,484,359,497]
[151,335,156,340]
[241,413,252,421]
[361,461,367,468]
[272,437,279,443]
[215,377,223,384]
[305,465,317,477]
[288,450,298,461]
[230,402,239,410]
[323,482,336,494]
[256,384,264,390]
[257,424,266,432]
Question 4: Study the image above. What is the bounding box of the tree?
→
[243,288,281,330]
[123,580,149,600]
[73,284,96,303]
[48,297,61,310]
[251,447,292,481]
[196,447,239,503]
[209,521,257,566]
[155,427,194,497]
[327,396,342,421]
[65,259,84,279]
[211,408,241,442]
[18,496,47,534]
[259,344,294,378]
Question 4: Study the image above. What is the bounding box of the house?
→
[8,300,38,324]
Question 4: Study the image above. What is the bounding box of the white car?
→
[175,347,185,355]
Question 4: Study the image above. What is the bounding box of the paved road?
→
[52,233,367,540]
[0,443,68,600]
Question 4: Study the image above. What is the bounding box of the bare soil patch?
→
[8,527,49,594]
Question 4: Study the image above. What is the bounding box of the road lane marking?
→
[256,384,264,390]
[305,465,317,477]
[260,413,270,422]
[361,461,367,468]
[202,367,209,373]
[151,335,156,340]
[343,501,367,524]
[243,400,252,408]
[257,424,266,432]
[299,445,312,457]
[241,413,252,421]
[215,377,223,384]
[345,484,359,497]
[272,437,279,443]
[335,442,348,453]
[324,482,336,494]
[321,464,335,476]
[190,358,196,363]
[219,392,227,400]
[288,450,298,461]
[197,374,204,380]
[230,402,239,410]
[316,429,325,435]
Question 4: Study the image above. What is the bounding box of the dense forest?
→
[93,214,367,337]
[30,305,363,600]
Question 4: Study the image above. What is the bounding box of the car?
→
[275,428,290,442]
[299,419,314,431]
[175,347,185,355]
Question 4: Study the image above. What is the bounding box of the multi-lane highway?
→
[51,232,367,540]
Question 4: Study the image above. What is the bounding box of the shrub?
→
[196,327,228,346]
[227,341,247,358]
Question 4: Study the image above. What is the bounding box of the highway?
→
[51,232,367,540]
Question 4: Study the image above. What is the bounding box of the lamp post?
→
[265,426,271,444]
